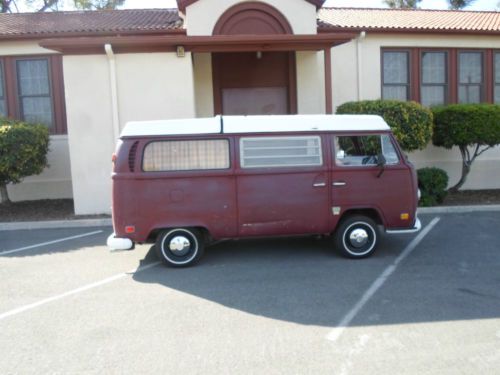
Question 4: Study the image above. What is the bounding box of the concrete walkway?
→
[1,205,499,231]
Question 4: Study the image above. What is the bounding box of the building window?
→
[495,53,500,104]
[143,139,230,172]
[458,51,483,103]
[0,61,6,117]
[382,51,410,101]
[240,136,322,168]
[16,59,54,126]
[421,51,448,107]
[0,55,66,134]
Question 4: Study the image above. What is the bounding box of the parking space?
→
[0,213,499,373]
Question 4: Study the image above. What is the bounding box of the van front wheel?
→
[155,228,204,267]
[334,216,378,259]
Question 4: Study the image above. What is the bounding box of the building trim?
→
[177,0,326,13]
[213,2,293,35]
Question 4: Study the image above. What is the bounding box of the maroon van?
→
[107,115,421,267]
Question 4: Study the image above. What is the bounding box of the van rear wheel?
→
[155,228,204,267]
[334,216,378,259]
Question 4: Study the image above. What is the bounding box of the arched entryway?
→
[212,2,297,115]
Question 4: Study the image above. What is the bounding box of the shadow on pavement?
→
[132,213,500,328]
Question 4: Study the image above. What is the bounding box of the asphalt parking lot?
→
[1,212,499,374]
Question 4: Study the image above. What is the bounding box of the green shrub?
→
[0,118,50,203]
[432,104,500,191]
[336,100,433,152]
[417,167,449,206]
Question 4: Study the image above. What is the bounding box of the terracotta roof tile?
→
[318,7,500,33]
[0,8,183,38]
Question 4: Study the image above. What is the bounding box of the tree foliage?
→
[383,0,422,8]
[0,0,124,12]
[336,100,433,152]
[448,0,475,9]
[432,104,500,191]
[0,118,50,204]
[384,0,474,9]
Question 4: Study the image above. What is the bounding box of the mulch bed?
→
[441,189,500,206]
[1,191,500,222]
[0,199,110,222]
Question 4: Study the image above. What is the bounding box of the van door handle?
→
[313,182,326,187]
[333,181,347,187]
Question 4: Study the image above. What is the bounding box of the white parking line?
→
[0,261,161,321]
[326,216,441,342]
[0,230,103,256]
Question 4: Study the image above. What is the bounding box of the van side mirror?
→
[376,153,386,178]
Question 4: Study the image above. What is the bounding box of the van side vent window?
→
[128,141,139,172]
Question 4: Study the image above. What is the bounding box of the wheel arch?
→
[337,207,385,229]
[147,226,212,244]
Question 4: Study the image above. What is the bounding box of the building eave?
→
[39,33,357,55]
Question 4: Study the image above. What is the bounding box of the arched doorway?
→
[212,2,297,115]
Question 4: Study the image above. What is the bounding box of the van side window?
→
[240,136,322,168]
[334,135,399,166]
[143,139,230,172]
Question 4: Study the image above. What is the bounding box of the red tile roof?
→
[318,7,500,33]
[0,8,183,39]
[1,7,500,40]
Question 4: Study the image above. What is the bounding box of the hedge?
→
[417,167,449,206]
[336,100,433,152]
[0,118,50,203]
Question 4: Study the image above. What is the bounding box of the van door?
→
[236,135,330,237]
[330,133,416,229]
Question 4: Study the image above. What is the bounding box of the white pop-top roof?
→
[120,114,390,138]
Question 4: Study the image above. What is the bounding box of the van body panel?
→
[330,166,415,228]
[236,170,330,236]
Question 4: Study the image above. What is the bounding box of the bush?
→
[432,104,500,191]
[417,167,449,206]
[0,118,50,203]
[336,100,433,152]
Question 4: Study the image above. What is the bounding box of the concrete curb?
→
[418,205,500,214]
[0,218,112,231]
[1,205,499,231]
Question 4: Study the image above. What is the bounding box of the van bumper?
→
[385,217,422,234]
[107,233,134,250]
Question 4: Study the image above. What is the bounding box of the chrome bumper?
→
[107,233,134,250]
[386,217,422,234]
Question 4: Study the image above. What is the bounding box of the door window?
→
[334,135,399,166]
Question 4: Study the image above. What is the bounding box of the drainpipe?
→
[356,31,366,101]
[104,44,120,141]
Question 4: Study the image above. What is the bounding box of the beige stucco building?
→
[1,0,500,214]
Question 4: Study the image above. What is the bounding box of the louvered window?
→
[240,136,322,168]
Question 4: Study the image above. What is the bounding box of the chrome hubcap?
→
[349,228,369,248]
[169,236,191,255]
